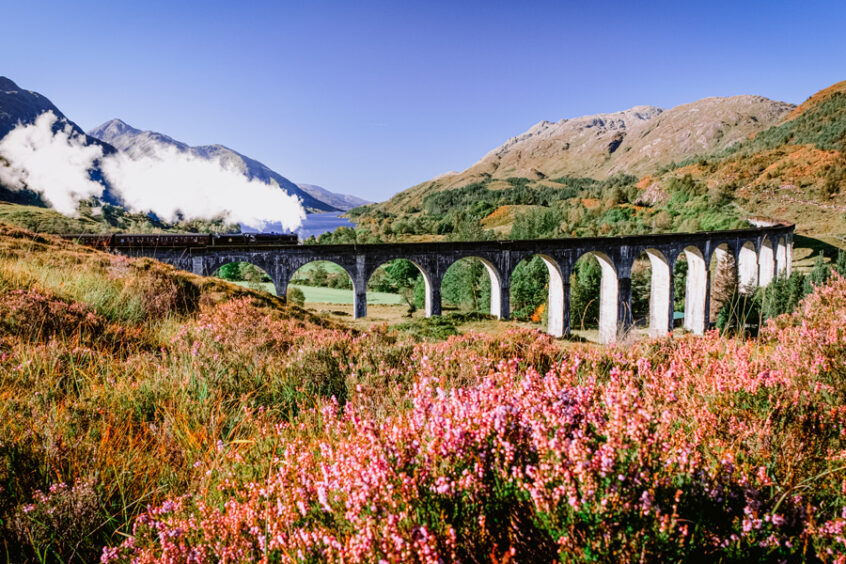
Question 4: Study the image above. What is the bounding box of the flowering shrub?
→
[1,289,118,344]
[10,480,100,561]
[103,277,846,562]
[4,225,846,562]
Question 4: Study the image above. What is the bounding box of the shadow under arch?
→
[708,243,737,325]
[738,240,758,293]
[286,259,357,307]
[365,258,438,317]
[509,253,566,337]
[441,256,504,319]
[776,236,789,276]
[759,237,775,287]
[675,246,708,335]
[213,260,276,295]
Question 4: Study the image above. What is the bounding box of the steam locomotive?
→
[63,233,299,250]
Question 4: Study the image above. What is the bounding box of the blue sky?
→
[2,0,844,202]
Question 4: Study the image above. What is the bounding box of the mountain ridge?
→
[369,94,795,215]
[88,118,333,212]
[0,76,115,154]
[294,183,370,211]
[89,119,366,213]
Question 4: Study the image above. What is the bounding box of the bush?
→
[105,276,846,561]
[9,480,100,562]
[287,286,306,306]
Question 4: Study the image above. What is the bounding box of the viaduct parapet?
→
[103,223,794,344]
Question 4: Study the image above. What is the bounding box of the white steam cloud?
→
[100,145,306,231]
[0,111,306,231]
[0,112,105,214]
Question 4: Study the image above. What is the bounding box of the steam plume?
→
[0,112,306,231]
[0,112,104,214]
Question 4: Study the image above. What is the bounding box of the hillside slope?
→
[5,221,846,561]
[344,81,844,244]
[295,182,371,211]
[647,80,846,238]
[373,95,793,215]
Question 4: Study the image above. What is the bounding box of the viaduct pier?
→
[94,223,794,344]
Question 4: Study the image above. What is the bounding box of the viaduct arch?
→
[109,223,794,344]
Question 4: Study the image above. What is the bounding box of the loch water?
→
[242,211,355,239]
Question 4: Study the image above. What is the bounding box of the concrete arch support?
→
[787,236,793,275]
[422,269,440,317]
[191,256,206,275]
[539,256,566,337]
[738,241,758,294]
[759,238,775,287]
[645,249,672,338]
[683,247,708,335]
[776,237,789,277]
[482,260,508,319]
[591,252,618,345]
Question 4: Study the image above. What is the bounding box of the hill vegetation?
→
[0,201,239,235]
[3,225,846,561]
[345,81,845,243]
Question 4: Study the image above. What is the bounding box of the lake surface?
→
[242,211,355,239]
[295,212,356,239]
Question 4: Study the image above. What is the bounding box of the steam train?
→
[63,233,300,250]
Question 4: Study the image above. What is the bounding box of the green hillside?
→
[341,80,846,245]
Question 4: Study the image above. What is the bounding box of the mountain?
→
[373,95,795,214]
[88,119,339,213]
[639,80,846,237]
[338,81,846,247]
[0,77,119,206]
[0,77,113,151]
[295,183,370,211]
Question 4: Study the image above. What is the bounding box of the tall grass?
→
[3,223,846,561]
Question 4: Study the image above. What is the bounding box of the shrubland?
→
[2,224,846,561]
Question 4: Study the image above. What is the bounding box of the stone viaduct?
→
[116,223,794,344]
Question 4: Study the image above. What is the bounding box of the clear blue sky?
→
[2,0,844,202]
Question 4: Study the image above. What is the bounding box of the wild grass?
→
[2,222,846,562]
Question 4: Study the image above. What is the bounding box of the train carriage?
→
[65,234,113,250]
[64,232,299,250]
[110,234,210,248]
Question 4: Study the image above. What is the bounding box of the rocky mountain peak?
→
[483,105,663,162]
[89,118,141,141]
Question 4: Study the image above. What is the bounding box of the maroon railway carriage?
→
[109,234,210,248]
[63,232,300,250]
[65,234,113,250]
